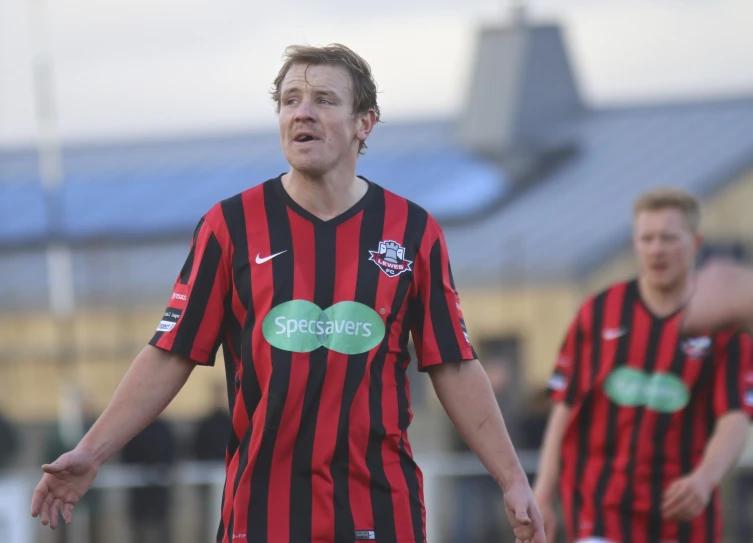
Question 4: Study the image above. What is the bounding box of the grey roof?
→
[1,97,752,309]
[0,120,508,246]
[443,97,753,285]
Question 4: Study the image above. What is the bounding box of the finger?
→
[662,481,686,510]
[42,461,65,475]
[62,503,74,525]
[516,508,532,525]
[40,494,54,526]
[49,498,63,530]
[30,483,48,517]
[663,491,695,521]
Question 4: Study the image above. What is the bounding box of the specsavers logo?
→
[603,367,690,413]
[262,300,386,354]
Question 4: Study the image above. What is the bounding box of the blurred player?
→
[30,44,545,543]
[683,258,753,333]
[533,188,753,543]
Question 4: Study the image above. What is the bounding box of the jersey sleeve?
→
[548,305,587,406]
[148,212,231,366]
[712,330,753,420]
[409,216,477,371]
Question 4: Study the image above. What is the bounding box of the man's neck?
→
[638,275,694,318]
[282,168,368,222]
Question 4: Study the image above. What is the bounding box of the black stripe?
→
[592,282,637,537]
[428,239,462,362]
[620,315,666,543]
[247,182,294,543]
[647,336,687,541]
[289,216,338,542]
[564,317,583,406]
[572,292,606,538]
[171,232,223,360]
[396,201,429,543]
[725,334,742,410]
[331,189,386,542]
[179,216,205,284]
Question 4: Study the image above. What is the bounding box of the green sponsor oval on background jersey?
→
[644,372,690,413]
[603,367,649,407]
[261,300,385,355]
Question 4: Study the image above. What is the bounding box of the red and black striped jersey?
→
[150,176,477,543]
[547,279,753,543]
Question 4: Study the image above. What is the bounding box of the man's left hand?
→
[504,479,547,543]
[662,473,712,522]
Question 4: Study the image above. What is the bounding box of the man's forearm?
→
[533,402,571,502]
[429,360,527,491]
[694,411,749,488]
[78,345,195,466]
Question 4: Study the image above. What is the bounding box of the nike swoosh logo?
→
[602,327,627,340]
[255,250,287,264]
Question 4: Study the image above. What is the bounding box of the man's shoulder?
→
[579,278,637,311]
[204,177,278,226]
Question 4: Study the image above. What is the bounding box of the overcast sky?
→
[1,0,751,146]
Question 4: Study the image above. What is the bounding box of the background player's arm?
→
[683,259,753,333]
[663,411,749,521]
[532,402,571,502]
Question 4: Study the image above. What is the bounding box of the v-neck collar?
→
[271,174,376,227]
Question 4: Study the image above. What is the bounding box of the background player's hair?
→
[633,187,701,233]
[271,43,381,155]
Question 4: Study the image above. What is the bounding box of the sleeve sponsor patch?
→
[548,370,568,391]
[168,284,190,310]
[157,308,183,332]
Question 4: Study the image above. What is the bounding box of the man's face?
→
[634,208,700,292]
[278,63,374,177]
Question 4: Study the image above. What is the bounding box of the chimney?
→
[457,19,585,158]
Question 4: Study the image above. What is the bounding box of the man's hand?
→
[661,472,712,522]
[31,449,99,529]
[504,480,547,543]
[533,492,557,542]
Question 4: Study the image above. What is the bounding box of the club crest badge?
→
[369,240,412,278]
[682,336,711,359]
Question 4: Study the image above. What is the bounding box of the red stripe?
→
[581,284,626,533]
[266,209,316,542]
[231,187,275,540]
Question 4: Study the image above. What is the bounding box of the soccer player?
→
[683,259,753,333]
[30,44,545,543]
[533,188,753,543]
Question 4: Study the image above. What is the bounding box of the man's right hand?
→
[31,448,99,529]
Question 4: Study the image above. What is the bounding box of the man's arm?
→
[683,260,753,333]
[428,359,546,543]
[531,402,571,540]
[31,345,194,528]
[532,402,571,502]
[662,411,749,521]
[78,345,194,466]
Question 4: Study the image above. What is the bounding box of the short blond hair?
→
[633,187,701,233]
